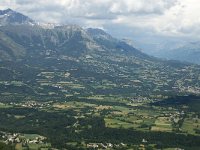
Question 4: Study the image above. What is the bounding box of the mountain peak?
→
[0,8,35,26]
[0,8,13,13]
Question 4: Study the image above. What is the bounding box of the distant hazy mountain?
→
[134,35,200,65]
[154,42,200,64]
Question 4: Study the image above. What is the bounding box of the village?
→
[0,131,51,149]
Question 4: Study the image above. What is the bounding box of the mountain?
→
[0,9,199,98]
[0,8,35,26]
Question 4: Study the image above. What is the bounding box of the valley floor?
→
[0,95,200,149]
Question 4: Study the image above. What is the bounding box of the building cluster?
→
[0,131,46,145]
[87,142,126,149]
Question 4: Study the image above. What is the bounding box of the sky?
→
[0,0,200,53]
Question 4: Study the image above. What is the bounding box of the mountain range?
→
[0,9,199,98]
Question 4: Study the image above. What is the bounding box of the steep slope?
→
[0,30,26,60]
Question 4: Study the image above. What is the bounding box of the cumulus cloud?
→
[0,0,200,38]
